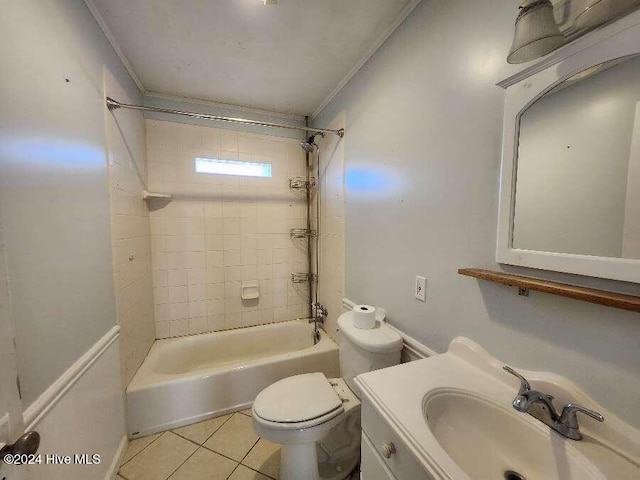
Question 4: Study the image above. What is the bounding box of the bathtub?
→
[126,319,339,438]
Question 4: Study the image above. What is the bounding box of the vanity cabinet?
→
[360,396,434,480]
[361,433,397,480]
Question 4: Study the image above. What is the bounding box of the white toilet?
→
[252,311,403,480]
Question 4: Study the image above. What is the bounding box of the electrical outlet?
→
[415,276,426,302]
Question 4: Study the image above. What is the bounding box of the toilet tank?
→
[337,312,403,396]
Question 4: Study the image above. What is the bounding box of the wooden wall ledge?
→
[458,268,640,313]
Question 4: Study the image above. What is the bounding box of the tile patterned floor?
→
[118,410,278,480]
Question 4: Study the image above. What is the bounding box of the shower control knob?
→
[380,442,396,459]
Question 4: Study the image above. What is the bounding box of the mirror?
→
[497,13,640,282]
[512,54,640,260]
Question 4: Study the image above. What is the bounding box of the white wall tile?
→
[206,283,225,300]
[170,318,189,337]
[167,269,188,286]
[169,286,189,303]
[169,302,189,320]
[147,120,307,338]
[189,301,207,318]
[207,298,225,316]
[189,317,208,334]
[187,268,206,285]
[155,321,170,338]
[224,250,242,266]
[107,86,155,387]
[207,314,225,331]
[188,284,207,302]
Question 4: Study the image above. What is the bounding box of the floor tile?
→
[228,464,272,480]
[168,447,237,480]
[123,433,162,463]
[204,413,258,461]
[172,414,232,444]
[242,439,280,479]
[239,408,252,417]
[119,432,198,480]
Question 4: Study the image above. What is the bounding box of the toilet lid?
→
[253,373,343,423]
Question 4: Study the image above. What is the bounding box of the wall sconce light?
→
[507,0,564,64]
[574,0,638,29]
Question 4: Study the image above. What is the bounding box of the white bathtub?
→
[126,320,339,438]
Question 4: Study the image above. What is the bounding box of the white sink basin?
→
[423,389,604,480]
[355,337,640,480]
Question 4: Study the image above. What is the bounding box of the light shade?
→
[507,0,564,64]
[574,0,637,29]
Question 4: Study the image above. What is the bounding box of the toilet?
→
[252,310,403,480]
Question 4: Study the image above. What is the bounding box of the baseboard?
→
[342,298,437,360]
[104,435,128,480]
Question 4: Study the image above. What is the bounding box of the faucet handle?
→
[560,403,604,429]
[503,365,531,395]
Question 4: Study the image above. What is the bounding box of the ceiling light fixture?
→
[263,0,277,5]
[507,0,564,64]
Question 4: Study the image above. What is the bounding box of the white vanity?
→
[355,338,640,480]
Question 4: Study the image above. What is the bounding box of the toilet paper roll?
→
[353,305,376,329]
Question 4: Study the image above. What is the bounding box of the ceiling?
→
[88,0,420,117]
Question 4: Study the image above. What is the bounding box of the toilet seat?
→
[253,373,344,430]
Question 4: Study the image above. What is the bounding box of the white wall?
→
[0,0,136,474]
[514,56,640,257]
[0,0,140,405]
[147,120,309,337]
[314,0,640,427]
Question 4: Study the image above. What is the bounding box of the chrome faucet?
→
[310,302,328,344]
[503,366,604,440]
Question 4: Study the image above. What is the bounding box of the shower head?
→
[300,140,316,153]
[300,132,324,153]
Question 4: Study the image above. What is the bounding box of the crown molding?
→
[311,0,423,119]
[83,0,146,94]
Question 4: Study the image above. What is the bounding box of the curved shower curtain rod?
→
[106,97,345,138]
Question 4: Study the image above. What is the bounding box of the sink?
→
[356,337,640,480]
[423,389,606,480]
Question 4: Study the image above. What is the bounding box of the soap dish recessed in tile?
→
[241,283,259,300]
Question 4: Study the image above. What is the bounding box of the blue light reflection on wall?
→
[345,166,403,197]
[0,136,104,169]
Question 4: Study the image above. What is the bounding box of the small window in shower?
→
[195,157,272,178]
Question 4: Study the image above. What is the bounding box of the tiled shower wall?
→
[105,70,155,387]
[146,120,309,338]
